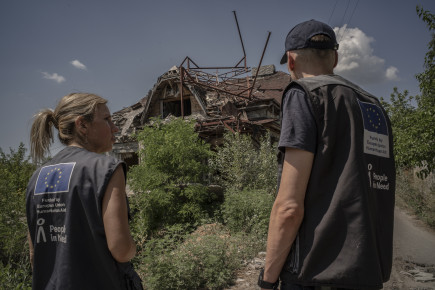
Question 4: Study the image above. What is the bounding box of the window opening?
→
[162,98,191,118]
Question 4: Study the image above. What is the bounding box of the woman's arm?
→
[28,231,34,269]
[102,165,136,262]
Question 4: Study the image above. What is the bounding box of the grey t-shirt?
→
[278,86,317,154]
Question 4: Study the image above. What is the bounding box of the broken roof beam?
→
[182,70,257,98]
[187,66,247,70]
[182,70,253,100]
[188,70,249,85]
[177,11,271,102]
[249,31,271,97]
[233,10,247,70]
[215,69,250,80]
[179,56,247,71]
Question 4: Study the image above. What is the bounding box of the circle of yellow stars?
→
[367,107,381,130]
[44,167,63,189]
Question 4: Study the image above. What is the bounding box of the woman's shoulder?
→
[48,146,123,171]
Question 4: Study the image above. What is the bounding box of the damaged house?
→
[110,63,290,169]
[110,11,291,168]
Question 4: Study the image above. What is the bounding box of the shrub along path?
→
[226,207,435,289]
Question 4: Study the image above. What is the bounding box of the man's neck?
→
[292,70,333,80]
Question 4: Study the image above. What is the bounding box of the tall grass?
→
[395,169,435,228]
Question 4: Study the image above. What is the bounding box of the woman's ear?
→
[75,116,88,134]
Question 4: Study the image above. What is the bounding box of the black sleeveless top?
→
[26,146,127,290]
[279,75,396,289]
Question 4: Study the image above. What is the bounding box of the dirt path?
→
[227,207,435,289]
[393,208,435,266]
[385,208,435,289]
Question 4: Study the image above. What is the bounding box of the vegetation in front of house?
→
[128,117,276,289]
[209,132,277,194]
[128,118,215,236]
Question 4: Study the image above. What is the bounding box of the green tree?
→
[128,118,214,235]
[210,131,277,193]
[382,6,435,178]
[416,5,435,99]
[414,6,435,178]
[209,132,276,240]
[0,143,35,289]
[0,143,35,262]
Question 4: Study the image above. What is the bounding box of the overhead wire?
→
[328,0,340,25]
[340,0,351,28]
[327,0,361,44]
[338,0,360,42]
[336,0,351,41]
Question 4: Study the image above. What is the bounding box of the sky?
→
[1,0,434,155]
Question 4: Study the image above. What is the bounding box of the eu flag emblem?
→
[358,100,390,158]
[359,101,388,135]
[34,163,75,195]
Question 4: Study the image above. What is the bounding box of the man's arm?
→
[262,147,314,286]
[102,165,136,263]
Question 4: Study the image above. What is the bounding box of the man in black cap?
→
[258,20,395,290]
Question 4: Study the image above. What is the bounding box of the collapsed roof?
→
[112,64,289,152]
[111,12,290,162]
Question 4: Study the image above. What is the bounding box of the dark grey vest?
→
[26,146,127,290]
[279,75,395,289]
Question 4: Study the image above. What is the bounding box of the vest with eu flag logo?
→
[279,75,395,289]
[26,146,127,290]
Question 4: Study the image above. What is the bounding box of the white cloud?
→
[42,72,65,83]
[70,59,87,70]
[334,25,399,84]
[385,66,399,80]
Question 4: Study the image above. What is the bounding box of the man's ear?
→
[287,51,295,72]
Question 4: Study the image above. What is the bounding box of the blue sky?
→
[1,0,433,154]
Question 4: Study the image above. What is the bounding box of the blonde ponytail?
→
[30,109,57,163]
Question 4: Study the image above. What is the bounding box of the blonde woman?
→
[26,93,140,289]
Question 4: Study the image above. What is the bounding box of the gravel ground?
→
[225,208,435,290]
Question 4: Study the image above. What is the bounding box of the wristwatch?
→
[258,268,279,289]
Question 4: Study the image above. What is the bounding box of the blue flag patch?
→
[34,163,75,195]
[359,101,388,135]
[358,100,390,158]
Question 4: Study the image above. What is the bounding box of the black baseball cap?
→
[280,19,339,64]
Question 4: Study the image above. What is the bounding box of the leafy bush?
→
[381,7,434,179]
[138,223,254,290]
[127,122,280,288]
[0,258,32,289]
[210,131,277,193]
[395,170,435,228]
[0,143,35,288]
[381,88,435,179]
[129,117,216,235]
[222,188,274,238]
